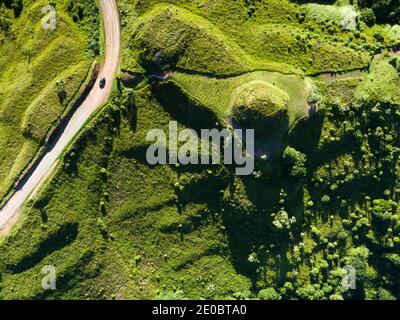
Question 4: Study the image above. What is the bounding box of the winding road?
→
[0,0,121,235]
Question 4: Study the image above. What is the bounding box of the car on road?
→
[99,77,106,89]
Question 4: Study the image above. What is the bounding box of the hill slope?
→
[0,0,99,201]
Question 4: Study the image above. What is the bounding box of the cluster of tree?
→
[192,55,400,299]
[241,0,259,18]
[0,0,22,34]
[0,0,22,17]
[0,6,12,33]
[302,98,400,298]
[358,0,400,25]
[282,146,307,179]
[247,70,400,299]
[66,0,100,57]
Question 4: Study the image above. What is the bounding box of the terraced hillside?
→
[1,0,400,300]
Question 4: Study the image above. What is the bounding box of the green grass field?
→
[0,0,98,200]
[355,54,400,105]
[121,1,374,75]
[171,70,310,125]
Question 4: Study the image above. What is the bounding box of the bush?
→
[360,8,376,26]
[282,147,307,178]
[371,199,394,234]
[321,195,331,204]
[258,287,281,300]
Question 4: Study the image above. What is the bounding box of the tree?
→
[384,253,400,271]
[371,199,395,234]
[272,209,296,231]
[344,246,370,299]
[360,8,376,26]
[258,287,281,300]
[374,287,396,300]
[56,80,67,103]
[373,31,384,43]
[358,0,400,25]
[282,146,307,178]
[321,195,331,205]
[0,0,23,17]
[0,6,12,33]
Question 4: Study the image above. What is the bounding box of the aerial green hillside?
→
[0,0,99,201]
[1,0,400,300]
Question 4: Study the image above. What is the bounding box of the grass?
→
[127,4,261,75]
[121,0,376,76]
[0,87,252,299]
[21,61,91,142]
[316,70,368,104]
[231,81,290,138]
[355,54,400,105]
[0,0,98,200]
[171,70,310,125]
[303,3,354,26]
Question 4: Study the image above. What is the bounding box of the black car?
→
[99,77,106,89]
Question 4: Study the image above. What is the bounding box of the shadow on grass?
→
[151,80,223,133]
[8,223,79,274]
[33,250,98,300]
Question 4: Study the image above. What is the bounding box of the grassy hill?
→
[171,70,310,124]
[0,0,99,201]
[1,0,400,300]
[121,1,376,75]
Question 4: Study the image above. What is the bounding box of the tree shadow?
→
[8,223,79,273]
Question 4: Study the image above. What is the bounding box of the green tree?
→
[282,146,307,178]
[258,287,281,300]
[360,8,376,26]
[371,199,395,234]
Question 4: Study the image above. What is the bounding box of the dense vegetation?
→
[358,0,400,25]
[1,0,400,300]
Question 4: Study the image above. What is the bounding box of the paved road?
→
[0,0,120,235]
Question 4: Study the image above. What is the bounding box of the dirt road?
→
[0,0,121,235]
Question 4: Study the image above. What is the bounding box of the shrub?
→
[360,8,376,26]
[258,287,281,300]
[282,146,307,178]
[371,199,395,234]
[321,195,331,204]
